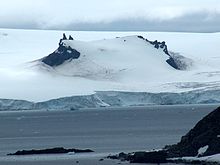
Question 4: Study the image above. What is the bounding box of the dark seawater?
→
[0,104,218,164]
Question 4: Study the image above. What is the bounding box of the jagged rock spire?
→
[69,35,74,40]
[63,33,67,40]
[59,33,68,46]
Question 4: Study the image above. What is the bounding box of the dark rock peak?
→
[137,35,192,70]
[137,35,144,40]
[42,33,81,67]
[166,52,193,70]
[108,151,167,164]
[166,106,220,157]
[137,35,169,55]
[131,151,167,163]
[63,33,67,40]
[69,35,74,40]
[166,57,180,70]
[42,44,80,67]
[59,33,73,45]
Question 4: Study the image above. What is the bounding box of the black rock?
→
[137,35,144,40]
[166,57,180,70]
[59,33,68,46]
[43,34,80,67]
[107,155,118,159]
[8,147,94,156]
[163,45,169,55]
[118,152,132,161]
[107,151,167,164]
[160,41,166,48]
[42,44,80,67]
[73,148,94,153]
[108,106,220,164]
[136,35,193,70]
[152,40,160,49]
[63,33,67,40]
[166,106,220,157]
[136,36,169,55]
[166,52,193,70]
[130,151,167,163]
[69,35,74,40]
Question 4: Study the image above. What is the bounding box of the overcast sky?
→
[0,0,220,32]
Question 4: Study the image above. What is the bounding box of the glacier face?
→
[1,90,220,111]
[0,99,33,111]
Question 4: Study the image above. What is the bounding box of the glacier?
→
[1,90,220,111]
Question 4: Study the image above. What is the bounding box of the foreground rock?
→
[166,106,220,158]
[108,106,220,163]
[168,158,219,165]
[108,151,167,163]
[8,147,94,155]
[131,151,167,163]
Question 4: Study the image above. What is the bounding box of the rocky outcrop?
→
[69,35,74,40]
[131,151,167,163]
[107,106,220,163]
[137,35,193,70]
[8,147,94,155]
[107,151,167,163]
[42,33,80,67]
[166,106,220,157]
[137,35,169,55]
[150,40,169,55]
[167,52,194,70]
[42,45,80,67]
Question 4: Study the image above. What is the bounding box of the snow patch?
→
[197,145,209,157]
[172,154,220,164]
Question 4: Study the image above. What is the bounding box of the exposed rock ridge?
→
[137,35,193,70]
[166,106,220,157]
[42,33,80,67]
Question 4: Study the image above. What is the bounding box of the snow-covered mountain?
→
[35,34,192,80]
[0,28,220,109]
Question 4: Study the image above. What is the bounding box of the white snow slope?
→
[0,28,220,102]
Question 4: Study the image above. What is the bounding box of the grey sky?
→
[0,0,220,32]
